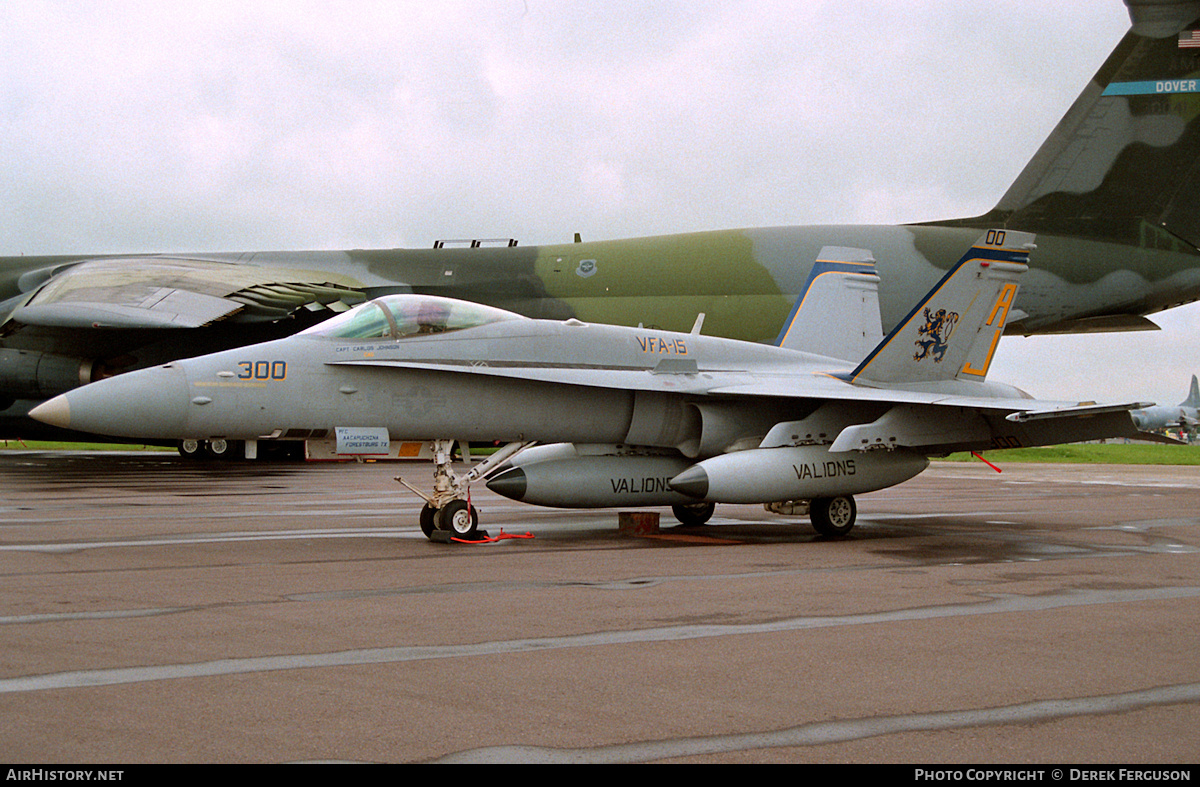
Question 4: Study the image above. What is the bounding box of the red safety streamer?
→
[452,529,536,545]
[971,451,1002,473]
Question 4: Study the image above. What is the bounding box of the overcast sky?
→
[2,1,1197,410]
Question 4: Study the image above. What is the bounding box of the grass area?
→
[939,442,1200,465]
[0,440,173,452]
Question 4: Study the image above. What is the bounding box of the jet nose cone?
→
[669,466,709,499]
[30,364,191,439]
[485,467,528,501]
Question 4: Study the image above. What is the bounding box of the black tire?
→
[178,439,204,459]
[436,499,478,538]
[419,504,438,538]
[810,495,857,536]
[204,438,241,460]
[672,501,716,526]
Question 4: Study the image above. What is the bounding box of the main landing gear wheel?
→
[810,495,857,537]
[436,499,479,538]
[178,439,204,459]
[672,501,716,527]
[204,438,237,459]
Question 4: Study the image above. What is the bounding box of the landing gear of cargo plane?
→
[178,439,203,459]
[204,438,239,459]
[399,439,532,541]
[177,438,242,460]
[809,495,856,537]
[671,501,716,527]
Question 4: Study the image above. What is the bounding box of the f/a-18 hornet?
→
[31,229,1164,539]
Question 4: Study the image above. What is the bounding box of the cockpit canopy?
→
[300,294,525,340]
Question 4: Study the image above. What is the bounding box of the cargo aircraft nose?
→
[29,363,191,439]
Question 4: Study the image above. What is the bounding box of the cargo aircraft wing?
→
[7,256,367,329]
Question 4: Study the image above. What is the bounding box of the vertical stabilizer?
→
[845,230,1034,386]
[774,247,882,362]
[1182,374,1200,407]
[932,0,1200,252]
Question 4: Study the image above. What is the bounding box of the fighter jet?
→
[1131,375,1200,432]
[30,230,1163,539]
[6,1,1200,447]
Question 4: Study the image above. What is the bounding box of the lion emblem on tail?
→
[913,308,959,362]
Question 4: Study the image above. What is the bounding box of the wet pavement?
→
[0,452,1197,763]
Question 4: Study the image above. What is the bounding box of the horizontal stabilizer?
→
[1006,401,1152,423]
[1001,401,1163,448]
[845,230,1034,386]
[1011,314,1161,336]
[774,247,882,362]
[829,401,1159,455]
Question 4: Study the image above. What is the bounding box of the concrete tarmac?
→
[0,451,1197,764]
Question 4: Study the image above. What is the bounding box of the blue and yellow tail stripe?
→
[773,258,878,347]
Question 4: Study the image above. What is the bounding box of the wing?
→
[6,256,367,329]
[332,353,1157,452]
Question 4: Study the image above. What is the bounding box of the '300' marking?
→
[237,361,288,380]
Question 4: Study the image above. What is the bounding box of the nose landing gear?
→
[398,439,532,541]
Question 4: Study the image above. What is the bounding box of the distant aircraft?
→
[1131,375,1200,432]
[30,230,1164,539]
[5,0,1200,446]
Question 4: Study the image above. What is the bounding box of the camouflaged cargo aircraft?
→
[28,230,1166,538]
[5,0,1200,445]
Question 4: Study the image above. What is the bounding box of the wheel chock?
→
[618,511,660,535]
[429,529,490,544]
[429,529,536,544]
